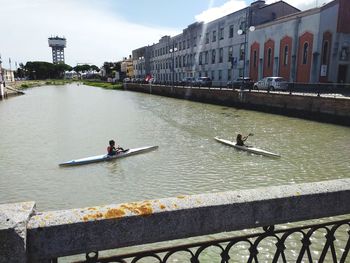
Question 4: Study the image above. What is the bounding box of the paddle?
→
[245,133,254,147]
[242,133,254,140]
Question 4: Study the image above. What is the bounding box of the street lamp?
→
[169,46,177,87]
[237,22,255,90]
[138,56,144,79]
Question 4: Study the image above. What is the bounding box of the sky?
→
[0,0,332,69]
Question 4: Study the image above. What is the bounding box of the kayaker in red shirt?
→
[107,140,124,156]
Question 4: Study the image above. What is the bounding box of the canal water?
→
[0,83,349,212]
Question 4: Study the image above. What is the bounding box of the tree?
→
[24,61,72,79]
[90,65,100,72]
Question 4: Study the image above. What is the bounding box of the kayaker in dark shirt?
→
[107,140,124,156]
[236,134,249,146]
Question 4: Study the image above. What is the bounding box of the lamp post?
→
[237,10,255,91]
[138,56,144,80]
[169,46,177,87]
[0,55,4,99]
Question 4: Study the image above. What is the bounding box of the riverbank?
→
[82,80,123,90]
[15,80,74,89]
[124,83,350,126]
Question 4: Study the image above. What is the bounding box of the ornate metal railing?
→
[70,218,349,263]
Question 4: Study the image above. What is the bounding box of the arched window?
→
[212,49,216,64]
[283,45,289,65]
[322,41,329,65]
[267,48,272,67]
[303,42,309,64]
[253,50,257,67]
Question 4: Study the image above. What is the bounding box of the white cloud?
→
[195,0,247,23]
[266,0,333,10]
[195,0,334,24]
[0,0,180,68]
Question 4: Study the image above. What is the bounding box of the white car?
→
[253,77,288,91]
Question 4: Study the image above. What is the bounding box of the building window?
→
[211,70,215,80]
[204,51,208,64]
[239,21,246,31]
[253,50,257,67]
[322,41,329,65]
[229,25,234,38]
[183,56,186,67]
[219,28,224,40]
[194,36,197,47]
[219,48,223,63]
[212,31,217,42]
[228,69,232,80]
[199,52,203,65]
[212,49,216,64]
[283,45,288,66]
[239,44,245,60]
[175,57,178,68]
[179,42,182,50]
[218,70,222,80]
[228,46,233,62]
[303,42,309,64]
[183,40,186,49]
[187,39,190,49]
[267,48,272,67]
[205,33,209,44]
[239,68,243,78]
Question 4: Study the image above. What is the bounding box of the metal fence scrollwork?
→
[71,218,349,263]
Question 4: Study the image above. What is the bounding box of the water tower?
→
[48,36,66,64]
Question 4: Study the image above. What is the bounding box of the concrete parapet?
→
[25,178,350,261]
[0,202,36,263]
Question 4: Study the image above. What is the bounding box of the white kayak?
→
[59,145,158,167]
[214,137,280,158]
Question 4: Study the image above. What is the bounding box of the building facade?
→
[132,0,349,85]
[121,55,134,78]
[248,0,350,83]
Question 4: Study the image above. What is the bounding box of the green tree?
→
[24,61,72,79]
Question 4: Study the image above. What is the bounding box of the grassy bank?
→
[11,79,122,90]
[82,81,123,90]
[15,79,74,89]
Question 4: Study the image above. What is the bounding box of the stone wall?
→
[125,84,350,126]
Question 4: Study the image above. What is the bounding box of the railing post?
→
[0,202,36,263]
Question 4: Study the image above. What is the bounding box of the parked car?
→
[194,77,212,87]
[253,77,288,91]
[148,78,158,84]
[227,77,254,89]
[180,77,195,86]
[123,78,131,83]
